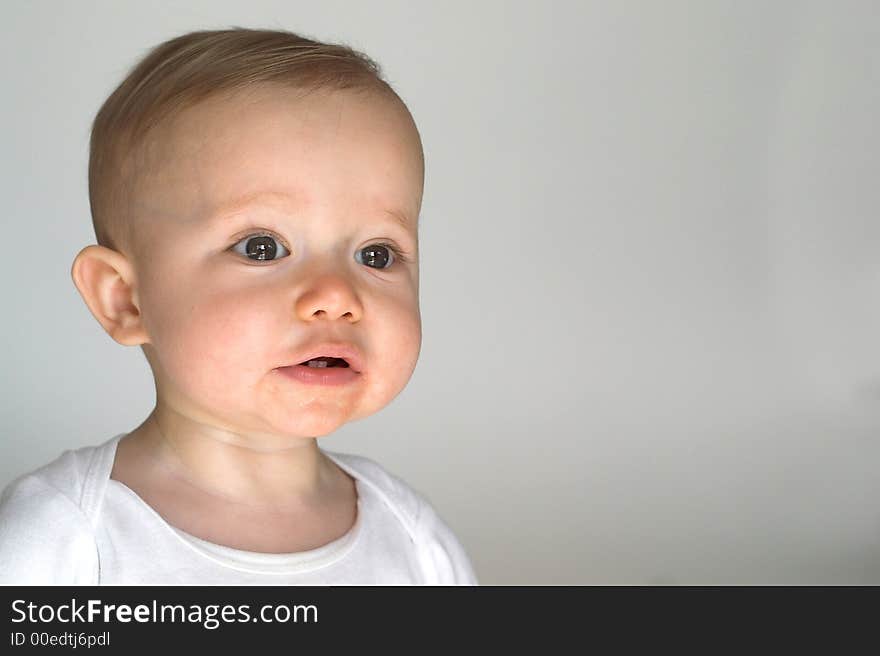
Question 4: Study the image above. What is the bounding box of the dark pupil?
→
[246,236,277,261]
[361,245,390,268]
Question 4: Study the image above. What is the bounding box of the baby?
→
[0,27,477,584]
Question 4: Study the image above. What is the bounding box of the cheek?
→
[394,305,422,367]
[377,289,420,355]
[146,285,279,401]
[355,298,422,417]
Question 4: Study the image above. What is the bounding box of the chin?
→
[282,416,347,439]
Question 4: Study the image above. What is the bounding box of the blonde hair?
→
[88,27,406,253]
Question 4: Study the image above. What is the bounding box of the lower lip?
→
[275,364,360,386]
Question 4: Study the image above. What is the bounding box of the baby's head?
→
[72,28,424,440]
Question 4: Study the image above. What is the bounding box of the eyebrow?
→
[207,191,413,230]
[383,208,412,230]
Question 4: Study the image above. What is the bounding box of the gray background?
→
[2,0,879,584]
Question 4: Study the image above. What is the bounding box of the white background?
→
[2,0,879,583]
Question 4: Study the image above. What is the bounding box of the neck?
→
[128,403,334,512]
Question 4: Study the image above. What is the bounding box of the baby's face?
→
[127,86,423,438]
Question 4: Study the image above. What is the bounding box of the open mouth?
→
[298,356,350,369]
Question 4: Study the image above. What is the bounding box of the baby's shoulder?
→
[323,450,428,534]
[324,450,479,584]
[0,442,108,584]
[2,440,107,510]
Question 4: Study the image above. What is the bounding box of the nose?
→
[294,272,363,322]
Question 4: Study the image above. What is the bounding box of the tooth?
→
[307,360,328,368]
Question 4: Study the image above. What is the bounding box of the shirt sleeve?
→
[0,474,100,585]
[413,495,479,585]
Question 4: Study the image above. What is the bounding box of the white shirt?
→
[0,434,477,585]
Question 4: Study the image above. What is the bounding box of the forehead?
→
[135,85,423,228]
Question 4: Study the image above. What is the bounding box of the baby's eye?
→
[356,243,401,270]
[231,233,290,261]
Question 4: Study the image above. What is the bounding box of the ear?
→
[70,245,150,347]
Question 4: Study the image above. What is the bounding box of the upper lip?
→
[281,342,364,373]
